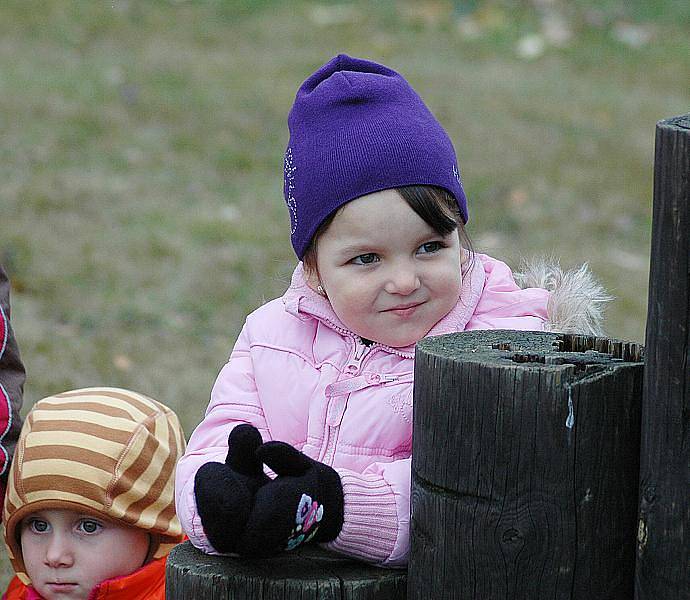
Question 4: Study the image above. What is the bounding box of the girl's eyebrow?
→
[335,243,376,256]
[336,232,449,257]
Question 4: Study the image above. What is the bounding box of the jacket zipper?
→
[319,337,371,464]
[303,312,415,463]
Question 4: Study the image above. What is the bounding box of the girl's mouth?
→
[385,302,423,316]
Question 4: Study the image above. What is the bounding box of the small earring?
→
[317,285,326,297]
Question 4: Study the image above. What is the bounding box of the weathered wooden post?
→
[409,331,644,599]
[635,114,690,599]
[166,541,406,599]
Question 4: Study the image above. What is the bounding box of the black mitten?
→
[194,424,270,554]
[236,441,344,557]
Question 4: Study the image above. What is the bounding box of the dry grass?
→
[0,0,688,588]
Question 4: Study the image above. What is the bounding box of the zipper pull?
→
[344,339,370,375]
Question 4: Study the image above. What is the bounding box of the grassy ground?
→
[0,0,688,588]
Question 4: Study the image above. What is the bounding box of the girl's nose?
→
[384,263,421,295]
[45,536,74,568]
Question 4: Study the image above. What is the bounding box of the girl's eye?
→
[29,519,49,534]
[351,253,379,265]
[78,520,102,534]
[418,241,443,254]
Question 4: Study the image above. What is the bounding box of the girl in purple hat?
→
[175,55,609,566]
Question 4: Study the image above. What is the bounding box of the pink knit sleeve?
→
[325,458,410,567]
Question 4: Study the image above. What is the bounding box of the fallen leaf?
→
[113,354,132,371]
[516,34,546,59]
[611,22,654,48]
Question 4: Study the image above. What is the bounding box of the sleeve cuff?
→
[324,470,399,564]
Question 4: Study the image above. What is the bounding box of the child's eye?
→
[28,519,49,534]
[351,253,379,265]
[418,241,444,254]
[78,519,102,534]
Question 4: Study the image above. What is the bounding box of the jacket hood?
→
[515,258,612,337]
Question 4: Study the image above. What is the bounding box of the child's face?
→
[20,508,150,600]
[307,189,462,347]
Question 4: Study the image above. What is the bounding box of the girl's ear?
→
[303,265,326,297]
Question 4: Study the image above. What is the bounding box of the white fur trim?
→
[514,259,613,337]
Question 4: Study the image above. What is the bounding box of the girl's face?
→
[20,508,150,600]
[307,189,462,347]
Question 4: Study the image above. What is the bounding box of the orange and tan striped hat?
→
[2,387,186,584]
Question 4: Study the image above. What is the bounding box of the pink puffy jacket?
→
[175,253,551,566]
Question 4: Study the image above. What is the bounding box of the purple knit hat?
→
[284,54,468,259]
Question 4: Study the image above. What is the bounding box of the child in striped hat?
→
[2,387,186,600]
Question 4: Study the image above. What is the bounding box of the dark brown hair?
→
[302,185,472,273]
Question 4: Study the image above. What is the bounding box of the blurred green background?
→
[0,0,688,587]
